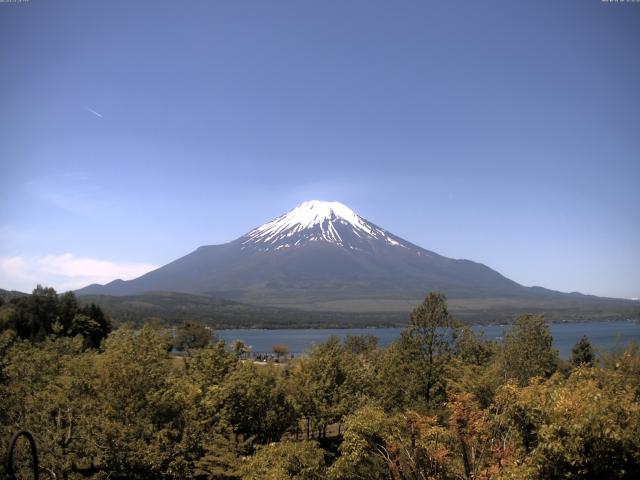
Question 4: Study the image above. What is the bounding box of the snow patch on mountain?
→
[242,200,409,251]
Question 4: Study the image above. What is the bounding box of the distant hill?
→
[76,200,638,323]
[76,291,407,329]
[3,287,637,329]
[0,288,29,302]
[75,291,638,329]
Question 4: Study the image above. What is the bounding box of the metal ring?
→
[5,430,38,480]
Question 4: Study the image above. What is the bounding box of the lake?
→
[219,320,640,358]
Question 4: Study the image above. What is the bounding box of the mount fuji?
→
[76,201,637,318]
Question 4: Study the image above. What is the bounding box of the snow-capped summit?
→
[242,200,407,251]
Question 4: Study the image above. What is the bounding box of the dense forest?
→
[3,288,637,331]
[70,291,640,329]
[1,288,639,479]
[74,291,409,329]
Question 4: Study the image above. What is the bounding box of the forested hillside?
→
[1,291,639,479]
[76,291,407,329]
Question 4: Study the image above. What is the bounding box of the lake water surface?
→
[219,320,640,358]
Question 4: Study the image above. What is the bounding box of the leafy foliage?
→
[1,291,639,479]
[0,286,111,348]
[497,367,640,479]
[571,335,596,367]
[175,320,213,352]
[241,441,326,480]
[500,314,559,386]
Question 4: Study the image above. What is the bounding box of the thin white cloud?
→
[0,253,157,293]
[85,106,103,118]
[24,173,112,215]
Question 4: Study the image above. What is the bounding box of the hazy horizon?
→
[1,1,639,299]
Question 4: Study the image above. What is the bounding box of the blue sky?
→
[0,0,638,299]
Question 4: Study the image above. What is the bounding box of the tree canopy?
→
[1,291,638,479]
[0,286,111,348]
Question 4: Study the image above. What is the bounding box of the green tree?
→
[27,285,59,341]
[0,287,111,348]
[69,313,103,349]
[186,340,238,391]
[455,326,495,366]
[185,342,243,479]
[242,441,326,480]
[289,337,368,439]
[328,405,392,479]
[600,340,640,398]
[408,292,460,405]
[343,334,378,356]
[378,292,460,409]
[213,362,296,444]
[0,336,102,479]
[231,339,251,357]
[175,320,212,352]
[91,325,197,478]
[571,335,596,367]
[56,290,79,334]
[195,429,250,479]
[78,302,112,347]
[500,314,558,386]
[3,285,59,341]
[330,405,454,480]
[447,327,502,408]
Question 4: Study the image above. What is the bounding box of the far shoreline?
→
[214,319,640,359]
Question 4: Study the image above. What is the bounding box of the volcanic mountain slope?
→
[76,201,637,314]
